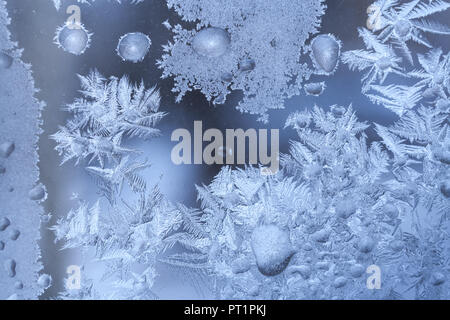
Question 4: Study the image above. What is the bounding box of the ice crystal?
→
[342,27,405,91]
[158,0,326,122]
[372,0,450,63]
[51,70,165,167]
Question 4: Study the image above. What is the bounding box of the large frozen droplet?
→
[56,24,91,56]
[0,217,10,231]
[29,184,47,201]
[117,32,151,63]
[0,141,15,158]
[251,225,294,276]
[4,259,16,277]
[0,52,13,69]
[311,34,340,73]
[304,82,325,96]
[6,294,19,300]
[192,27,230,58]
[37,274,53,289]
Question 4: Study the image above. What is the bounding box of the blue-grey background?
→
[4,0,449,298]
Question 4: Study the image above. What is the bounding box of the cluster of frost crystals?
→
[162,102,449,299]
[50,71,187,299]
[51,70,166,167]
[158,0,326,122]
[160,106,401,299]
[343,0,450,105]
[52,185,179,299]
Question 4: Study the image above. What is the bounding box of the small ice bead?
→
[0,217,10,231]
[239,59,255,72]
[311,34,340,73]
[117,32,151,63]
[304,82,325,96]
[394,19,411,38]
[29,184,46,201]
[9,229,20,241]
[38,274,52,289]
[333,276,347,288]
[57,25,90,55]
[0,141,15,158]
[440,180,450,198]
[4,259,16,277]
[192,27,230,58]
[0,52,13,69]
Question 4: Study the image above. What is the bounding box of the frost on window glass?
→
[158,0,327,122]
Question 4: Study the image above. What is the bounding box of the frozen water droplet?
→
[440,180,450,198]
[0,165,5,174]
[335,200,356,219]
[383,204,399,219]
[239,59,255,72]
[0,141,15,158]
[358,237,375,253]
[331,105,346,117]
[389,240,404,252]
[213,93,227,105]
[56,24,91,55]
[15,281,23,289]
[37,274,52,289]
[4,259,16,277]
[394,19,411,38]
[431,272,445,286]
[6,294,19,300]
[29,184,47,201]
[311,34,340,74]
[0,241,4,250]
[349,264,365,278]
[0,217,10,231]
[117,32,151,63]
[0,52,13,69]
[251,225,294,276]
[9,229,20,241]
[304,82,325,96]
[316,261,329,270]
[192,27,230,58]
[312,228,330,243]
[287,265,311,279]
[231,257,251,274]
[221,72,233,82]
[333,276,347,288]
